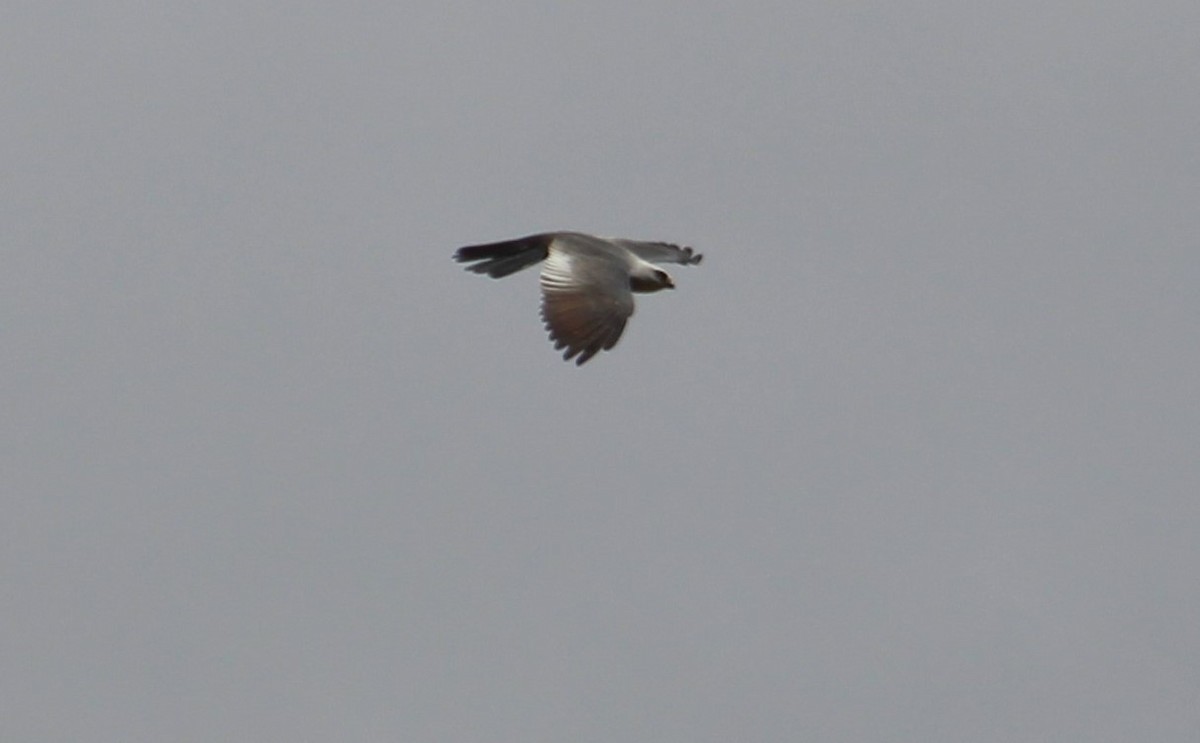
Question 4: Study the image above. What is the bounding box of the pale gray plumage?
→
[454,231,703,365]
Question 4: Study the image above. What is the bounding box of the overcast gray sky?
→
[4,2,1199,740]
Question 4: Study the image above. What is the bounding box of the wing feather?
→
[539,248,634,365]
[614,239,703,266]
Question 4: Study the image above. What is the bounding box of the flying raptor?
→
[454,231,703,365]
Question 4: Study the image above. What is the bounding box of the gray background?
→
[5,2,1198,740]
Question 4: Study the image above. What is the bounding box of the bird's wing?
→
[614,239,703,266]
[539,247,634,365]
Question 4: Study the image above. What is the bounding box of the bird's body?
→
[454,231,703,365]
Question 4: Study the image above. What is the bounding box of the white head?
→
[628,260,674,293]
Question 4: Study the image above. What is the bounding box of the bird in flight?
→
[454,231,703,365]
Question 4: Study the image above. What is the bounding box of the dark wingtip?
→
[673,245,702,265]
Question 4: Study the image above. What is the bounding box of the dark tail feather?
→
[454,234,553,278]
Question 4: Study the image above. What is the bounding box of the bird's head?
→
[632,268,674,293]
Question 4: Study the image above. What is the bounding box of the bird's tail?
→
[454,234,553,279]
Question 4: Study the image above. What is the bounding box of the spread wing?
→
[613,239,703,266]
[539,248,634,365]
